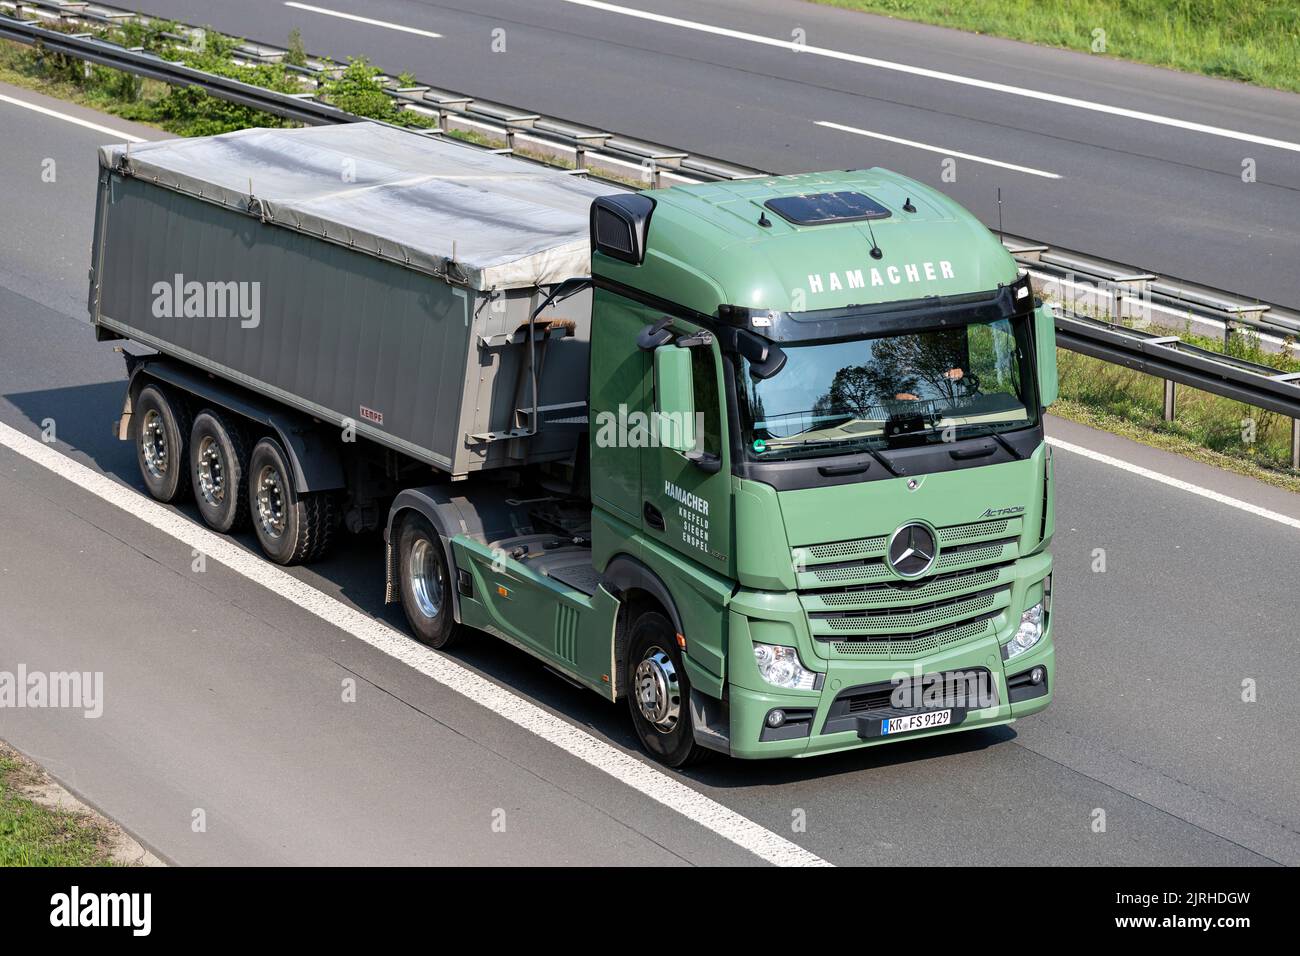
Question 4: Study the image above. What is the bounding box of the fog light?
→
[1003,602,1045,661]
[753,643,818,690]
[1030,666,1045,684]
[766,709,786,728]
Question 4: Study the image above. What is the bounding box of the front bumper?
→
[723,565,1054,760]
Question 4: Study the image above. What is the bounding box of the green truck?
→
[92,123,1056,766]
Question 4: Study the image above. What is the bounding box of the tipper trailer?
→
[91,122,1057,765]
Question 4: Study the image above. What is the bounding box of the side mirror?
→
[1034,303,1058,408]
[653,345,697,452]
[725,328,787,380]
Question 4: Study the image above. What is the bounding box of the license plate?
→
[881,710,952,736]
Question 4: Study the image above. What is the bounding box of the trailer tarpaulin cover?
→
[98,122,622,290]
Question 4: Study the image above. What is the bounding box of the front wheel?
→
[626,612,709,768]
[397,514,462,649]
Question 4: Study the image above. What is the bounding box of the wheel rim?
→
[634,646,682,733]
[196,435,225,506]
[255,464,287,539]
[409,537,444,619]
[141,409,167,479]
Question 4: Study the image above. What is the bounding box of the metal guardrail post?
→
[1163,380,1176,422]
[1293,418,1300,471]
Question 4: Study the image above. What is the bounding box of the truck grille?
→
[827,615,997,658]
[793,517,1021,660]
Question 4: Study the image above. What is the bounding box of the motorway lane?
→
[2,83,1300,865]
[0,446,763,866]
[137,0,1300,305]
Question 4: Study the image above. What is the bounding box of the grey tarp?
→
[98,122,622,290]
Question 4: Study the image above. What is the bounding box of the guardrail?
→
[1006,235,1300,344]
[3,2,1298,468]
[1054,311,1300,467]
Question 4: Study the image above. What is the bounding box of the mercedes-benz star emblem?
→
[887,523,938,579]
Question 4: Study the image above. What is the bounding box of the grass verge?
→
[0,744,119,866]
[812,1,1300,93]
[0,20,435,136]
[1053,319,1300,493]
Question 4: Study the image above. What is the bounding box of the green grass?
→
[0,18,435,136]
[0,750,118,866]
[1052,319,1300,491]
[812,0,1300,93]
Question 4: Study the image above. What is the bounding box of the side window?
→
[690,344,722,455]
[967,319,1021,398]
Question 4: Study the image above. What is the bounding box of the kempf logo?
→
[50,886,151,936]
[151,273,261,328]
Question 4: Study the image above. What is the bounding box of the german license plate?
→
[881,710,952,736]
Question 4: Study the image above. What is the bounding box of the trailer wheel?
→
[247,437,336,565]
[189,409,250,533]
[626,611,709,768]
[397,514,462,649]
[134,383,192,503]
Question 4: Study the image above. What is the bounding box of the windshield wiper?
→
[769,435,902,475]
[990,431,1025,460]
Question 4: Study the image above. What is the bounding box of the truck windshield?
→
[737,314,1036,461]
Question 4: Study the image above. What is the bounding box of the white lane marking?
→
[1047,436,1300,531]
[0,92,146,142]
[817,120,1061,179]
[0,421,828,867]
[561,0,1300,154]
[284,2,442,38]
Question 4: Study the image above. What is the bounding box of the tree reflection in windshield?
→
[741,316,1032,456]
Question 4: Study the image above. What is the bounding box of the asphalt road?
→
[131,0,1300,307]
[2,80,1300,866]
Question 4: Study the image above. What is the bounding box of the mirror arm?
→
[683,450,722,474]
[637,317,675,351]
[674,331,713,348]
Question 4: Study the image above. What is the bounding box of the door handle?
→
[643,501,665,530]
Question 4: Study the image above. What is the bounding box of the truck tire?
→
[247,437,336,565]
[397,514,462,649]
[189,409,250,533]
[134,383,192,503]
[626,611,709,768]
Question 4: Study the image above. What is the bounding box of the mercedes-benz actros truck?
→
[89,121,1056,766]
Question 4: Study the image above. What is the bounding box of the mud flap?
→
[690,689,731,755]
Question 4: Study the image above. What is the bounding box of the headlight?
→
[753,643,818,690]
[1003,602,1044,660]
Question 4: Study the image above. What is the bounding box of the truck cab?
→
[577,171,1057,762]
